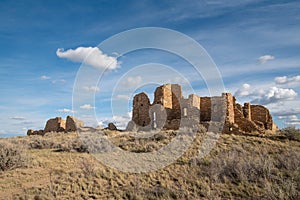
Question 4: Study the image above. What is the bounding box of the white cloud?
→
[273,108,300,116]
[278,115,300,126]
[234,83,251,96]
[258,55,275,64]
[56,47,118,70]
[57,108,76,113]
[83,86,100,92]
[10,116,25,120]
[52,79,66,84]
[40,75,50,80]
[252,86,297,105]
[122,76,142,88]
[100,112,132,129]
[80,104,95,110]
[116,94,130,101]
[275,75,300,85]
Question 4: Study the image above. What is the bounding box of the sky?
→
[0,0,300,137]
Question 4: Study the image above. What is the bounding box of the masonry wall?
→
[129,84,276,134]
[44,117,66,133]
[250,105,274,130]
[132,92,151,127]
[200,97,211,122]
[223,93,235,124]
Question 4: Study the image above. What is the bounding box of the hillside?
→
[0,129,299,199]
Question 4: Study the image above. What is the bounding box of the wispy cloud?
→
[52,79,66,84]
[277,115,300,125]
[10,116,25,120]
[116,94,130,101]
[80,104,95,110]
[258,55,275,64]
[275,75,300,85]
[83,86,100,92]
[56,47,118,70]
[57,108,76,113]
[273,108,300,116]
[121,76,142,88]
[40,75,50,80]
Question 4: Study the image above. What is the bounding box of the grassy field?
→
[0,128,299,199]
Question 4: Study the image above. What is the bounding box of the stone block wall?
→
[132,92,151,127]
[129,84,276,134]
[44,117,66,133]
[251,105,274,130]
[200,97,211,122]
[27,116,84,136]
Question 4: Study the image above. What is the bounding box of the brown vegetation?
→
[0,128,299,199]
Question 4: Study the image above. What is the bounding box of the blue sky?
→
[1,0,300,137]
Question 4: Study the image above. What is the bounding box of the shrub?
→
[78,157,96,178]
[281,126,300,141]
[0,140,28,171]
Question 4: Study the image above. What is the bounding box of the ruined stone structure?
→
[44,117,66,133]
[127,84,276,134]
[27,116,84,136]
[66,116,84,132]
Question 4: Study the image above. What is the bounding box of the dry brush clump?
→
[280,126,300,141]
[197,140,300,199]
[27,132,88,152]
[0,140,28,171]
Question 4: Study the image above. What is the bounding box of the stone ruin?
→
[27,116,84,136]
[126,84,277,134]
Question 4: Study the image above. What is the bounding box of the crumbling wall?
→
[132,92,151,127]
[234,104,263,133]
[66,116,84,132]
[223,93,235,124]
[180,94,200,128]
[129,84,276,134]
[251,105,274,130]
[200,97,211,122]
[153,84,172,109]
[28,116,83,136]
[44,117,66,133]
[171,84,182,119]
[243,103,251,120]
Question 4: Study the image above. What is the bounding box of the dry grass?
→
[0,140,28,171]
[0,130,299,199]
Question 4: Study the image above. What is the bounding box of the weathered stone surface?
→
[132,92,151,127]
[107,122,117,130]
[27,116,85,136]
[66,116,84,132]
[128,84,276,134]
[27,129,34,136]
[251,105,274,130]
[44,117,66,133]
[27,129,44,136]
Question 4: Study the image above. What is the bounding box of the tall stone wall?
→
[171,84,182,119]
[44,117,66,133]
[234,104,263,133]
[200,97,211,122]
[132,92,151,127]
[154,84,172,109]
[250,105,274,130]
[223,93,235,124]
[243,103,251,120]
[66,116,84,132]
